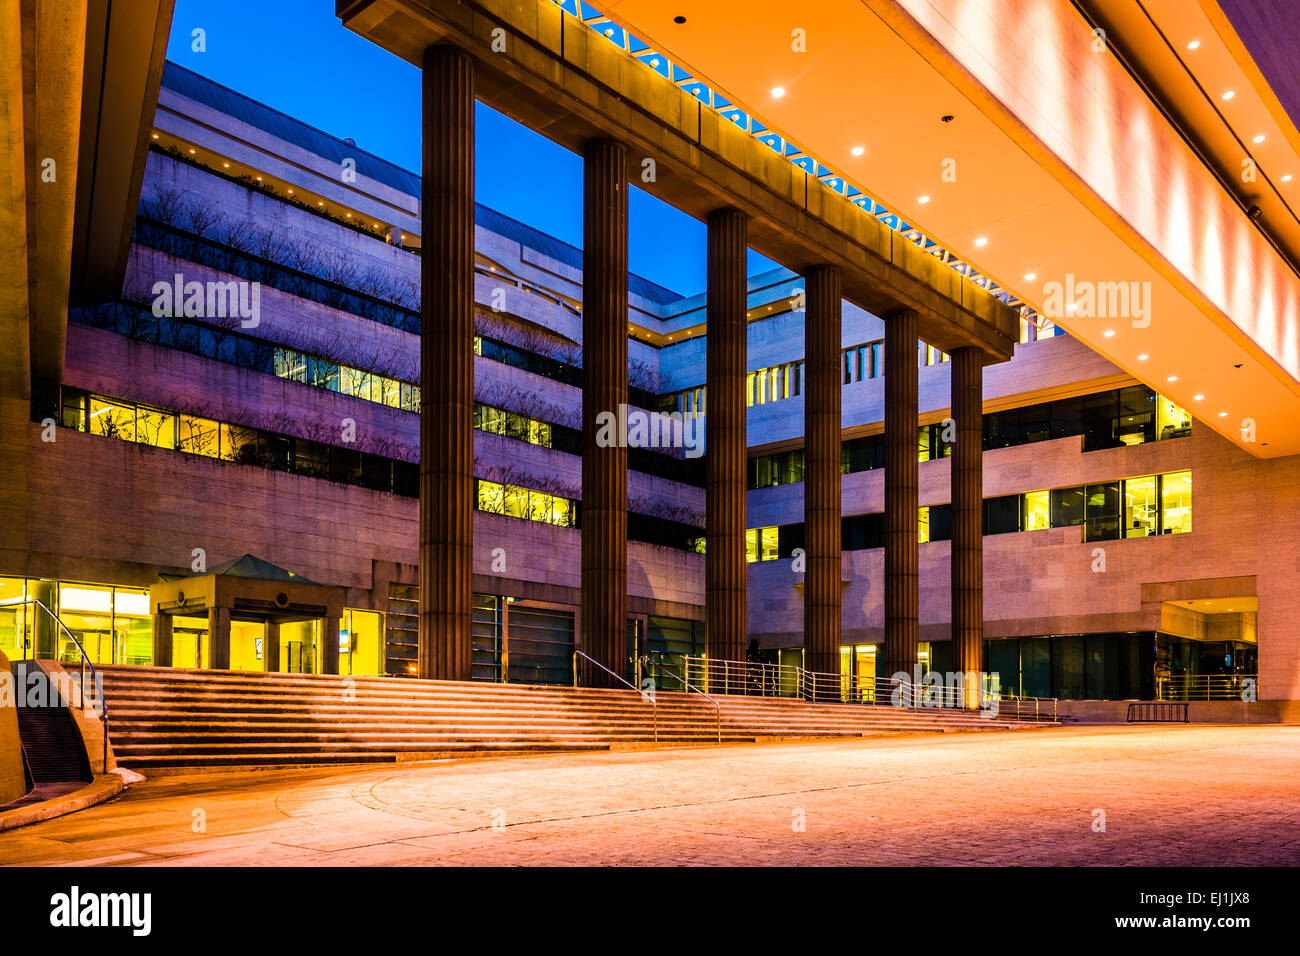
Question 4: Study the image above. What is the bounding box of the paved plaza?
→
[3,725,1298,866]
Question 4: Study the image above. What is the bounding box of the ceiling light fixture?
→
[1024,273,1037,281]
[1218,411,1228,417]
[851,146,864,157]
[1103,329,1115,337]
[771,86,786,98]
[1284,174,1294,182]
[1253,134,1265,143]
[1194,393,1205,400]
[1167,375,1178,382]
[1137,353,1148,360]
[918,195,931,204]
[974,236,988,246]
[1187,39,1201,49]
[1222,90,1235,100]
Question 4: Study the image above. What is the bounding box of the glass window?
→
[220,424,260,464]
[1123,475,1158,538]
[1157,395,1191,441]
[308,357,340,392]
[61,390,87,431]
[1023,490,1051,531]
[477,480,505,514]
[1050,486,1085,528]
[178,415,221,457]
[501,483,528,519]
[918,507,931,544]
[88,397,135,442]
[113,587,153,666]
[1082,392,1119,451]
[984,495,1022,535]
[1083,481,1121,541]
[135,406,177,450]
[1160,471,1192,534]
[378,377,402,408]
[57,584,115,665]
[274,349,308,384]
[1116,385,1155,446]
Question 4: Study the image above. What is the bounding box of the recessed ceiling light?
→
[1024,272,1037,281]
[851,146,864,157]
[151,133,159,139]
[1187,40,1201,50]
[1066,302,1077,312]
[1137,353,1149,360]
[1194,393,1205,400]
[974,236,988,246]
[1218,411,1228,417]
[223,162,229,167]
[189,148,195,154]
[771,86,785,98]
[1167,375,1178,382]
[1253,134,1265,144]
[1283,174,1294,182]
[1103,329,1116,337]
[918,195,931,204]
[1222,90,1235,100]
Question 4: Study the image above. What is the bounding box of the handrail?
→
[641,656,721,744]
[572,649,656,742]
[683,654,1058,719]
[1157,674,1257,702]
[0,597,110,773]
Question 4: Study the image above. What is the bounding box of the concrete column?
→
[208,607,231,671]
[884,308,919,681]
[418,44,474,681]
[705,208,748,667]
[951,347,984,707]
[265,620,280,673]
[581,139,629,687]
[804,266,843,676]
[151,612,172,668]
[321,617,340,676]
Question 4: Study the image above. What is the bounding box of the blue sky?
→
[165,0,776,296]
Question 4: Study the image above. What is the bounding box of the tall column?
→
[151,612,172,668]
[883,308,919,682]
[951,347,984,707]
[804,266,843,676]
[208,607,231,671]
[706,208,748,669]
[581,139,629,687]
[265,620,281,673]
[418,44,474,681]
[321,617,340,676]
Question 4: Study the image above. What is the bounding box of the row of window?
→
[666,339,956,415]
[73,303,706,484]
[57,388,710,550]
[744,469,1192,561]
[747,385,1191,489]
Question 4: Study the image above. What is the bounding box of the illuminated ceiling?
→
[596,0,1300,457]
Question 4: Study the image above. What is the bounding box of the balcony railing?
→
[1157,674,1257,702]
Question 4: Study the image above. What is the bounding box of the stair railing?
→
[641,657,721,744]
[572,648,657,742]
[1,598,110,774]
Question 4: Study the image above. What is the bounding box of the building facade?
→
[2,62,1290,702]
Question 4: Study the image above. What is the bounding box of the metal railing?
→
[0,598,110,773]
[640,656,721,744]
[1157,674,1257,702]
[572,648,657,742]
[681,655,1058,720]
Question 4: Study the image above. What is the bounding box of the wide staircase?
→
[98,665,1052,772]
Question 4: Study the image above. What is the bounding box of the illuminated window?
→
[1124,475,1158,537]
[1023,491,1050,531]
[178,415,221,457]
[135,406,177,450]
[745,527,778,562]
[1156,395,1191,440]
[1160,471,1192,534]
[918,507,931,544]
[88,397,135,442]
[477,480,505,515]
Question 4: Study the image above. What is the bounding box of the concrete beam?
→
[336,0,1018,362]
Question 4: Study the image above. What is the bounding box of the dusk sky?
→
[165,0,777,296]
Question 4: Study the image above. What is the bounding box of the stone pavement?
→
[2,725,1297,866]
